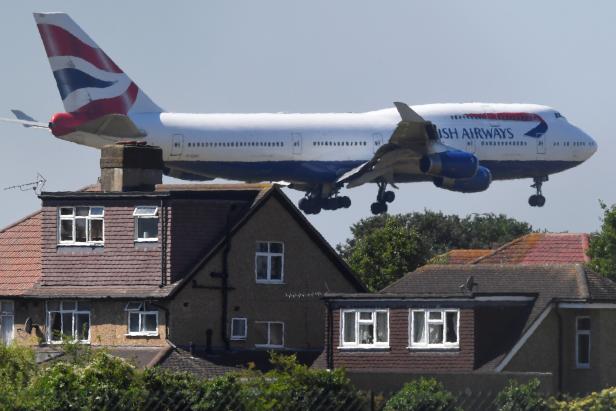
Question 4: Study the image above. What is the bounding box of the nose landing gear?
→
[371,181,396,215]
[529,176,548,207]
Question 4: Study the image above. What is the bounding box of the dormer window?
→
[133,206,159,242]
[58,207,104,245]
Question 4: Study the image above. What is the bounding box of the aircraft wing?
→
[338,102,439,188]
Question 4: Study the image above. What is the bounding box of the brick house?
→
[321,264,616,394]
[0,144,364,373]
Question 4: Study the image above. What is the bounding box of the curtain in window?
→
[413,311,425,343]
[376,312,388,342]
[446,311,458,343]
[343,312,356,343]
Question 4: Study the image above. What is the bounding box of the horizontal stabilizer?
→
[0,113,48,129]
[75,114,146,139]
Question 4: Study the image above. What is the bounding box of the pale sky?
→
[0,1,614,246]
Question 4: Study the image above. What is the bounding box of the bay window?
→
[410,309,459,348]
[341,309,389,348]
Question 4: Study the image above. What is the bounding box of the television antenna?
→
[4,173,47,195]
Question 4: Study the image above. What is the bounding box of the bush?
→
[494,378,550,411]
[0,344,37,409]
[384,378,460,411]
[547,387,616,410]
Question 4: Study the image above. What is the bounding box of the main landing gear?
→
[298,187,351,215]
[371,181,395,215]
[528,176,548,207]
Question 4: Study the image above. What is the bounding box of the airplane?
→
[1,13,598,215]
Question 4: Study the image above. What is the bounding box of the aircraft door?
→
[372,133,383,154]
[465,138,476,154]
[536,135,546,155]
[292,133,302,155]
[170,134,184,157]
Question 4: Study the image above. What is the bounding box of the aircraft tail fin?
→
[33,12,163,115]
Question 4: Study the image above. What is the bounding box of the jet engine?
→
[433,166,492,193]
[419,151,478,179]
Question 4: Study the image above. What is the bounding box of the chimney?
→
[100,143,163,192]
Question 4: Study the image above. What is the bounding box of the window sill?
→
[575,365,590,369]
[230,337,247,341]
[57,243,104,247]
[255,344,284,349]
[407,346,460,352]
[338,346,390,352]
[125,333,159,338]
[47,340,90,345]
[256,280,285,285]
[134,239,159,243]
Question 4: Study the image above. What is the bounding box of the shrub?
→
[384,378,460,411]
[547,387,616,410]
[142,367,204,410]
[494,378,550,411]
[0,344,37,409]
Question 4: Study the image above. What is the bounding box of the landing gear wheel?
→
[299,197,322,214]
[529,176,548,208]
[383,191,395,203]
[536,195,545,207]
[528,195,538,207]
[338,196,352,209]
[371,202,388,215]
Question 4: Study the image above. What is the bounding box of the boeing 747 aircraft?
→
[2,13,597,215]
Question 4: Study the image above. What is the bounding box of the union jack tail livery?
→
[34,12,162,116]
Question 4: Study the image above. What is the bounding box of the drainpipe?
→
[220,205,235,351]
[556,305,564,393]
[159,199,168,287]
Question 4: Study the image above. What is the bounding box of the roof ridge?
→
[0,209,42,235]
[575,264,590,299]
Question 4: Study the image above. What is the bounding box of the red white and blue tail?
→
[34,12,162,115]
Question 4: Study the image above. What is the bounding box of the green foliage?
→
[547,387,616,410]
[0,344,37,409]
[587,201,616,279]
[338,211,533,291]
[494,378,550,411]
[383,377,460,411]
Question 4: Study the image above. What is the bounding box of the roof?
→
[0,210,42,296]
[471,233,590,265]
[431,249,493,265]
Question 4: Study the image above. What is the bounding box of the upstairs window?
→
[341,309,389,348]
[0,301,14,345]
[133,206,159,242]
[410,309,459,349]
[125,302,158,336]
[47,301,90,343]
[576,316,591,368]
[255,241,284,283]
[59,207,104,245]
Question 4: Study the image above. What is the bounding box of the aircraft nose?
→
[584,131,598,158]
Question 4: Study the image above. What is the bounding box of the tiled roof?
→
[0,210,42,296]
[471,233,590,265]
[431,249,493,265]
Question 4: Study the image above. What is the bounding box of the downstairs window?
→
[47,301,90,343]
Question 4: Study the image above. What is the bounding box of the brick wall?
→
[329,307,475,372]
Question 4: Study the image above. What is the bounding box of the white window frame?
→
[125,302,159,336]
[46,300,91,344]
[230,317,248,341]
[255,241,284,283]
[575,316,591,369]
[133,206,159,242]
[0,301,14,345]
[340,309,389,349]
[409,309,460,349]
[254,321,284,348]
[58,206,105,245]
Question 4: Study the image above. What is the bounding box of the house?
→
[0,143,364,374]
[322,263,616,394]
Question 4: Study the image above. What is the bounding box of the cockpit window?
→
[554,112,565,119]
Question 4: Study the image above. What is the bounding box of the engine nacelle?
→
[434,166,492,193]
[419,151,478,179]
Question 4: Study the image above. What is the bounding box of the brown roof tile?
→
[432,249,493,265]
[0,210,42,296]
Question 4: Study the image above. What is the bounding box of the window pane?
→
[47,301,60,311]
[60,208,74,216]
[143,314,157,332]
[89,219,103,242]
[137,218,158,240]
[446,312,458,343]
[134,206,157,216]
[413,312,426,344]
[428,311,442,320]
[89,207,104,216]
[62,313,73,338]
[76,207,89,217]
[269,323,283,346]
[1,315,13,344]
[257,242,268,253]
[376,312,388,343]
[232,318,246,338]
[75,219,87,242]
[75,314,89,341]
[577,318,591,331]
[343,312,356,343]
[359,323,374,344]
[359,312,372,320]
[77,301,91,311]
[50,312,62,341]
[126,302,142,311]
[578,334,590,365]
[61,301,76,311]
[60,220,73,242]
[270,242,283,253]
[129,313,140,333]
[256,256,268,279]
[254,322,268,345]
[270,256,282,280]
[1,301,14,314]
[428,323,443,344]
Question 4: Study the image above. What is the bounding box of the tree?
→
[587,201,616,279]
[338,211,533,291]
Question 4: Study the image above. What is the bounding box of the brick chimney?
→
[100,143,163,192]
